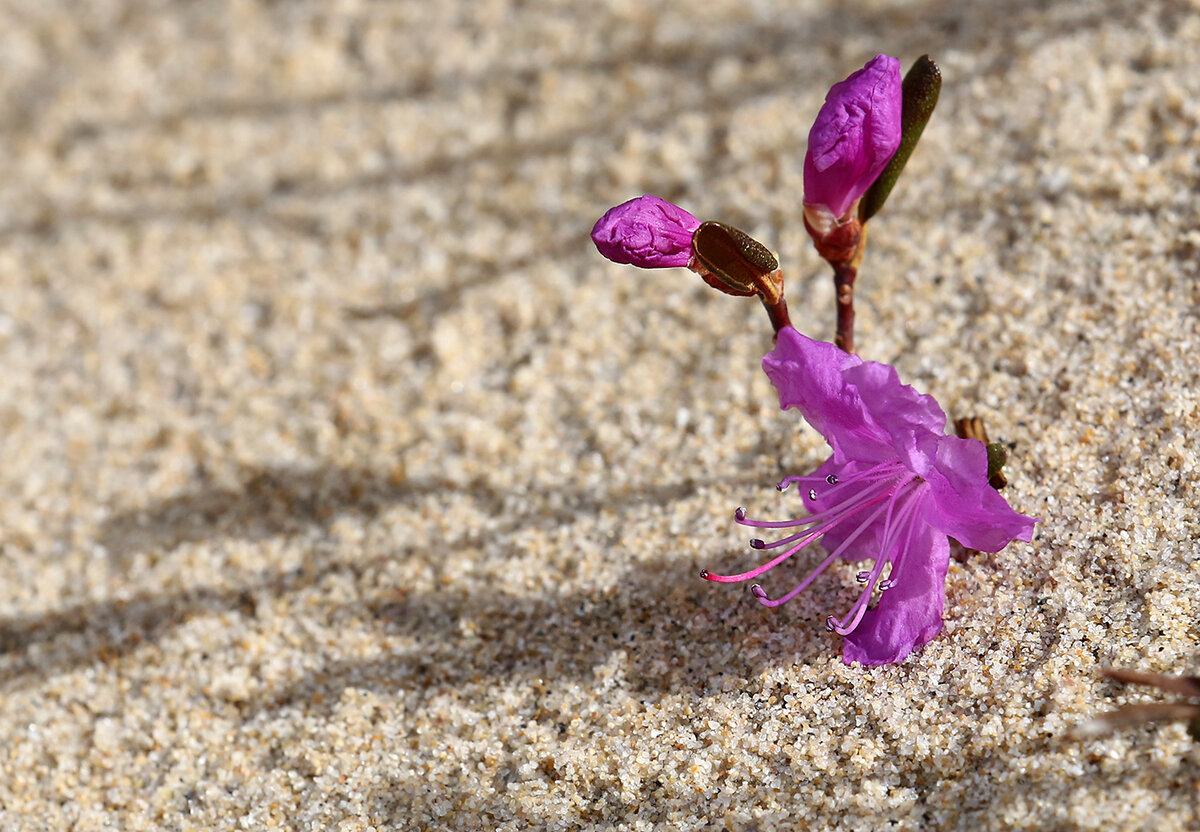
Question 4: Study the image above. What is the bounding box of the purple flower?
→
[591,195,701,268]
[804,55,903,220]
[703,328,1036,665]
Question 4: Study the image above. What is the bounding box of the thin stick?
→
[1102,668,1200,697]
[762,294,791,336]
[833,262,857,354]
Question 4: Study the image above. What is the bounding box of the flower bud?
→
[803,55,903,220]
[590,195,701,268]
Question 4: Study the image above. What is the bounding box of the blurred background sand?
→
[0,0,1198,829]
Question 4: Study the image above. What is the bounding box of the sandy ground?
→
[0,0,1198,829]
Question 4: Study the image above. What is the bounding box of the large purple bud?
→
[803,55,903,220]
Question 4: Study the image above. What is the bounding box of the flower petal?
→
[763,328,894,463]
[842,525,948,665]
[840,361,948,471]
[923,435,1038,552]
[764,328,949,469]
[591,194,701,268]
[803,54,903,218]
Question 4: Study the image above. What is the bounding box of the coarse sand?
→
[0,0,1198,829]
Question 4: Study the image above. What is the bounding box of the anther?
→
[734,507,747,521]
[749,539,765,549]
[776,480,789,492]
[808,489,818,501]
[879,579,895,591]
[751,585,767,600]
[699,569,710,580]
[826,474,838,485]
[856,571,871,583]
[825,616,837,632]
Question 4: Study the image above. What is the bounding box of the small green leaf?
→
[985,442,1009,477]
[859,55,941,222]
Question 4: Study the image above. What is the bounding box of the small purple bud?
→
[591,195,701,268]
[803,55,903,220]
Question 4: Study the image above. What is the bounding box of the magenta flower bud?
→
[803,54,903,220]
[591,195,701,268]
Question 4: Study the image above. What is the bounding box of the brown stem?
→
[762,295,791,336]
[833,262,857,354]
[752,267,791,337]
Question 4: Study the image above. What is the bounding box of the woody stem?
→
[751,268,791,337]
[833,262,857,354]
[762,295,792,336]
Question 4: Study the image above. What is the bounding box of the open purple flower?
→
[703,327,1036,665]
[590,194,701,268]
[804,54,902,221]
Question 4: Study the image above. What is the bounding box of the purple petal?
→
[922,435,1038,552]
[763,327,896,464]
[840,361,947,473]
[842,525,948,665]
[591,195,701,268]
[803,54,903,218]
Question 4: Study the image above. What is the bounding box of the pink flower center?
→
[701,459,924,637]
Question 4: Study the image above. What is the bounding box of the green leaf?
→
[858,55,941,222]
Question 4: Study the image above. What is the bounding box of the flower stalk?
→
[804,54,940,354]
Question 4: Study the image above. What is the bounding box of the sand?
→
[0,0,1198,829]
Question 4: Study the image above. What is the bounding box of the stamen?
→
[810,467,905,504]
[857,572,894,589]
[705,489,897,588]
[749,500,889,607]
[702,529,826,583]
[828,479,921,635]
[705,473,902,583]
[832,554,891,634]
[830,479,921,633]
[775,460,903,494]
[734,477,896,531]
[708,466,919,597]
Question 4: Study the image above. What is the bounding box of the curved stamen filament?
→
[703,528,825,584]
[829,479,921,635]
[776,459,903,493]
[748,486,894,550]
[706,477,901,583]
[735,476,896,531]
[751,500,890,607]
